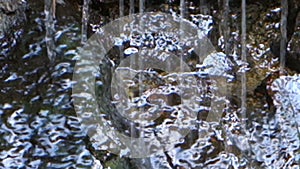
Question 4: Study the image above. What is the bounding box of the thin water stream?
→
[119,0,124,17]
[81,0,90,43]
[139,0,144,13]
[280,0,288,74]
[199,0,209,15]
[130,0,135,14]
[241,0,247,120]
[222,0,230,55]
[44,0,56,63]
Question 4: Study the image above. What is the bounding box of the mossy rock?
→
[105,158,133,169]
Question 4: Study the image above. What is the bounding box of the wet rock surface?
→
[0,0,27,57]
[0,0,299,168]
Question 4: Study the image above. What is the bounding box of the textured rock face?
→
[0,0,26,37]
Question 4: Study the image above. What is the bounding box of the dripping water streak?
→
[81,0,89,44]
[44,0,56,63]
[129,1,135,143]
[200,0,208,14]
[179,0,185,73]
[138,0,144,101]
[241,0,253,164]
[279,1,300,164]
[129,0,134,87]
[134,0,145,154]
[180,0,185,18]
[223,0,230,55]
[178,0,187,153]
[139,0,144,13]
[241,0,247,116]
[222,0,230,116]
[119,0,124,59]
[138,0,145,73]
[119,0,124,17]
[280,0,288,74]
[130,0,135,14]
[52,0,56,18]
[179,0,185,110]
[221,0,232,154]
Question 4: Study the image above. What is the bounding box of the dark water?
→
[0,0,299,168]
[0,0,95,168]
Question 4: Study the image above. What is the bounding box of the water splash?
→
[280,0,288,74]
[81,0,90,44]
[44,0,56,63]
